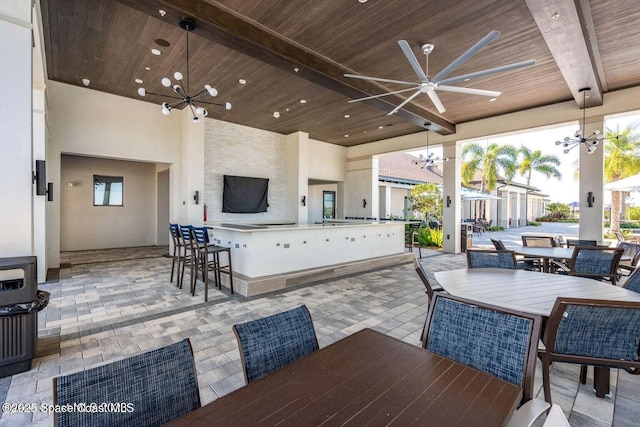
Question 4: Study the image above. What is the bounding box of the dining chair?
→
[53,339,200,427]
[412,257,444,341]
[178,224,194,289]
[491,239,537,271]
[169,223,184,285]
[189,227,234,299]
[616,241,640,276]
[614,230,626,243]
[466,249,518,269]
[540,297,640,404]
[564,246,624,285]
[406,223,422,259]
[422,293,542,403]
[622,267,640,293]
[233,305,319,384]
[521,235,557,247]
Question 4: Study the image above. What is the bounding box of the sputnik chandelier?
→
[137,18,231,123]
[413,129,448,168]
[555,88,603,154]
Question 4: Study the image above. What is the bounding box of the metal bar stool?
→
[190,227,234,298]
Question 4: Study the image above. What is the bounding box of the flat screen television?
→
[222,175,269,213]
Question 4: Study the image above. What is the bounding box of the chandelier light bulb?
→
[563,148,570,154]
[161,77,171,87]
[195,107,205,115]
[592,140,599,146]
[202,109,208,117]
[193,116,200,123]
[173,85,182,93]
[205,85,218,97]
[574,130,582,138]
[564,136,571,142]
[174,72,183,81]
[555,140,561,145]
[225,102,232,110]
[137,88,146,96]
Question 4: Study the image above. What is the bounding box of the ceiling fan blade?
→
[437,85,501,97]
[427,91,446,113]
[387,90,422,116]
[347,87,421,103]
[343,73,418,86]
[398,40,428,82]
[436,60,536,86]
[431,30,500,83]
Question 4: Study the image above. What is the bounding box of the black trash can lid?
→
[0,290,50,316]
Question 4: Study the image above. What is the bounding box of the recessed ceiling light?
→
[344,134,349,137]
[285,108,290,112]
[151,49,161,56]
[489,98,497,102]
[82,78,90,87]
[159,9,166,16]
[293,67,300,73]
[464,78,471,82]
[299,99,307,104]
[144,66,151,71]
[134,78,143,84]
[358,0,368,3]
[344,114,350,118]
[378,126,384,129]
[273,111,280,118]
[238,79,247,85]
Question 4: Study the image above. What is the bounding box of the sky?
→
[407,112,640,204]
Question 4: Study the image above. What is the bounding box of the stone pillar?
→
[579,115,605,241]
[442,143,462,253]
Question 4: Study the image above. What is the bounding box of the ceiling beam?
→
[113,0,456,134]
[525,0,603,108]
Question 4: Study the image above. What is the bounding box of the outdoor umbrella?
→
[604,173,640,192]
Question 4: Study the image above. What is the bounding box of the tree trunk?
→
[611,191,622,231]
[621,191,628,221]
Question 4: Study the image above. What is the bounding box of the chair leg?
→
[203,253,209,302]
[542,357,553,404]
[227,250,234,294]
[580,365,587,384]
[179,255,187,289]
[170,246,177,283]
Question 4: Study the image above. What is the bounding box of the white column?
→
[0,2,34,259]
[579,115,605,241]
[345,155,377,218]
[285,131,309,224]
[442,143,462,253]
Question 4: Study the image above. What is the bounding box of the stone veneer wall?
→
[204,119,289,222]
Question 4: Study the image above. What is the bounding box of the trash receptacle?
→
[461,223,473,252]
[0,256,49,378]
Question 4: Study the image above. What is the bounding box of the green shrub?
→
[527,221,541,226]
[487,226,504,231]
[418,227,443,247]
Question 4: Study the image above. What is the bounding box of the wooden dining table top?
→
[434,268,640,317]
[165,328,522,427]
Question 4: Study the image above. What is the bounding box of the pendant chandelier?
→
[555,88,602,154]
[137,18,231,123]
[413,129,447,168]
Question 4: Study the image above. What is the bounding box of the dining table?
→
[434,268,640,397]
[165,328,522,427]
[512,245,631,273]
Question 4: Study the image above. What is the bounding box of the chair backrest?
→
[423,293,542,402]
[179,224,192,242]
[413,257,438,299]
[543,297,640,373]
[521,235,557,247]
[566,239,597,247]
[623,268,640,293]
[53,339,200,427]
[490,238,507,250]
[233,305,319,384]
[466,249,517,269]
[568,246,624,284]
[618,241,640,267]
[614,230,626,242]
[169,223,181,246]
[190,226,210,244]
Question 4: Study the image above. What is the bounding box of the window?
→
[94,175,123,206]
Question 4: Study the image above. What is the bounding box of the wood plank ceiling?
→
[39,0,640,147]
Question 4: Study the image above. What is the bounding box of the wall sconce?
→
[446,196,451,208]
[34,160,46,196]
[587,191,595,207]
[301,195,306,206]
[363,199,367,208]
[194,190,200,205]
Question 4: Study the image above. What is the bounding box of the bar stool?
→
[190,227,234,300]
[169,223,184,285]
[177,225,194,290]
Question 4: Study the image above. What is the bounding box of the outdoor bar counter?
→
[205,220,408,296]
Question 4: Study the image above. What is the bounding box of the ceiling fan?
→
[344,31,535,115]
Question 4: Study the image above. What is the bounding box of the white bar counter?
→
[204,221,409,296]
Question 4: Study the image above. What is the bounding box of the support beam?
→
[525,0,603,108]
[114,0,456,134]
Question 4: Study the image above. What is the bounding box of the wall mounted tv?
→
[222,175,269,213]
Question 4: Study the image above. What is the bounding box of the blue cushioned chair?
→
[413,257,444,341]
[233,305,319,384]
[53,339,200,427]
[466,249,518,269]
[623,268,640,293]
[540,298,640,404]
[566,246,624,286]
[422,293,542,403]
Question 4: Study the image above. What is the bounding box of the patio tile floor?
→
[1,237,638,426]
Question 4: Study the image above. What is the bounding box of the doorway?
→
[323,191,336,219]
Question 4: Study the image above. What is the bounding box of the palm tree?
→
[605,123,640,231]
[517,146,562,186]
[461,142,517,218]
